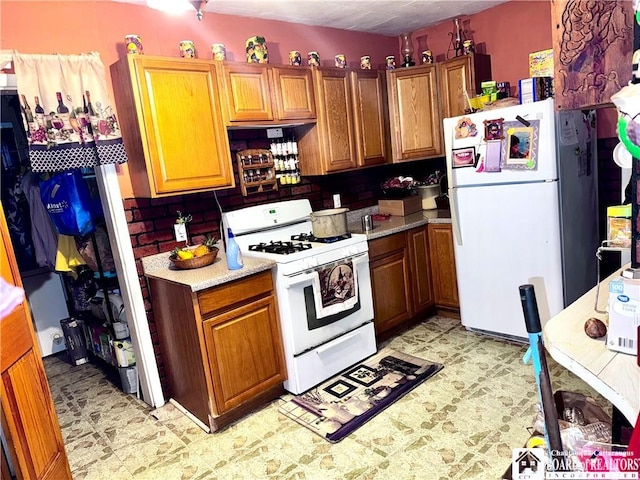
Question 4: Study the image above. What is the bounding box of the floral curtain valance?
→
[13,51,127,172]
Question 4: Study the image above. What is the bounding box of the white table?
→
[543,267,639,426]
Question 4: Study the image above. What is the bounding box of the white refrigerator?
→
[443,98,599,340]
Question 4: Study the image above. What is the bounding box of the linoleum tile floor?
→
[44,315,607,480]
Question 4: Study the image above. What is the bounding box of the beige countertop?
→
[348,208,452,240]
[142,246,275,292]
[142,208,451,292]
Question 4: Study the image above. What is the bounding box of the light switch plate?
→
[333,194,341,208]
[174,223,187,242]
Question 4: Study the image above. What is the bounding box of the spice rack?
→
[236,149,278,196]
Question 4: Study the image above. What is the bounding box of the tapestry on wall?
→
[13,52,127,173]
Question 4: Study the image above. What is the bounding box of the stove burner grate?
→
[248,240,312,255]
[291,232,352,243]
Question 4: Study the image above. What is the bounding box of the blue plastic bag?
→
[40,170,95,236]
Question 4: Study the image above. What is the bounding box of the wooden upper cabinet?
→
[297,68,357,174]
[219,63,273,121]
[218,62,316,125]
[110,55,234,197]
[438,54,492,119]
[551,0,634,110]
[0,207,72,480]
[270,66,316,121]
[297,67,389,175]
[387,64,442,162]
[351,69,388,167]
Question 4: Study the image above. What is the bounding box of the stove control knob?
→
[348,246,359,256]
[305,257,318,268]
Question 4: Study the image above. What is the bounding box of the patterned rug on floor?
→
[278,347,443,443]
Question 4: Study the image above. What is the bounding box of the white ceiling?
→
[125,0,511,37]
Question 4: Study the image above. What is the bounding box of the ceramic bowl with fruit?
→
[170,235,219,270]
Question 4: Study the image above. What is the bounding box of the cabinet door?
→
[0,208,72,480]
[203,295,286,413]
[113,56,234,196]
[407,226,435,313]
[270,66,316,120]
[351,70,388,167]
[438,54,491,119]
[314,68,357,172]
[387,65,442,161]
[428,224,459,309]
[369,247,412,335]
[220,63,274,121]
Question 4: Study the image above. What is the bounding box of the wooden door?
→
[314,68,357,172]
[407,226,435,313]
[351,70,388,167]
[111,56,234,196]
[551,0,634,110]
[219,63,274,121]
[0,207,72,480]
[270,66,316,120]
[428,224,459,309]
[387,65,442,162]
[438,54,492,119]
[369,234,412,335]
[203,295,285,413]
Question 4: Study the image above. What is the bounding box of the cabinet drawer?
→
[368,232,406,259]
[197,270,274,317]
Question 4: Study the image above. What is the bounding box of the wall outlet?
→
[333,194,341,208]
[266,128,283,138]
[174,223,187,242]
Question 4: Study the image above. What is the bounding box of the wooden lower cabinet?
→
[0,207,72,479]
[369,233,412,336]
[148,270,286,431]
[407,226,435,312]
[428,224,460,311]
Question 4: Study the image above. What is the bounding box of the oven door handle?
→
[282,252,368,289]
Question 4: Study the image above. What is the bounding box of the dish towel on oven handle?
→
[312,259,359,319]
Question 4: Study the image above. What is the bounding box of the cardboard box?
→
[608,276,640,355]
[519,77,554,104]
[529,49,554,78]
[378,196,422,216]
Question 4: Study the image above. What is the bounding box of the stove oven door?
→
[277,251,374,356]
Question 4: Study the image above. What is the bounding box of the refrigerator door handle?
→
[449,186,463,246]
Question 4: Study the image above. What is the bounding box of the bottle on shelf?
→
[226,228,244,270]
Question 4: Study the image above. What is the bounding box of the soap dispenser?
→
[226,228,244,270]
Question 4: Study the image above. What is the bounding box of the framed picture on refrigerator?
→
[452,146,476,168]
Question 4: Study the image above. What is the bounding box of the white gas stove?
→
[222,199,376,394]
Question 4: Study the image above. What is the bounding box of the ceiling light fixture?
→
[146,0,208,20]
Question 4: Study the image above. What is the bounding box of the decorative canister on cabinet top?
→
[360,55,371,69]
[385,55,396,70]
[463,40,475,55]
[334,54,346,68]
[180,40,196,58]
[246,36,268,63]
[421,50,433,64]
[289,50,302,66]
[307,51,320,66]
[211,43,226,61]
[125,34,143,55]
